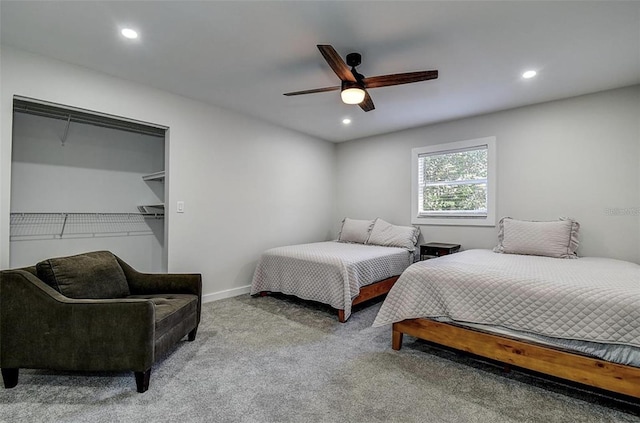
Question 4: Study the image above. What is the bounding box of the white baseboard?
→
[202,285,251,303]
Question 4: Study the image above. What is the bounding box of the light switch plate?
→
[177,201,185,213]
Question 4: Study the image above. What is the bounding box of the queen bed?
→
[251,218,419,322]
[374,248,640,399]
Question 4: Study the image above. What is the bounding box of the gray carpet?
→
[1,295,639,423]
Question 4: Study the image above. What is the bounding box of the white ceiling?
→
[1,1,639,142]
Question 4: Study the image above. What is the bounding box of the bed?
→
[251,218,420,322]
[373,249,640,399]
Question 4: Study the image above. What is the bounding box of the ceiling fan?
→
[283,45,438,112]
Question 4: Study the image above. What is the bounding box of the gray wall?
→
[1,46,336,301]
[10,112,165,270]
[335,86,640,263]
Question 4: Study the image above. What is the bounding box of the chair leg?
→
[2,368,19,389]
[188,327,198,341]
[135,369,151,393]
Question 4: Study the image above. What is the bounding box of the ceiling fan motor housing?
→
[346,52,362,68]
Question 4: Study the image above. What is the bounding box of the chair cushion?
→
[36,251,130,299]
[126,294,198,339]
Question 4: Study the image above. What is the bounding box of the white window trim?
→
[411,136,496,227]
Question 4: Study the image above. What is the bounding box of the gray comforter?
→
[374,249,640,347]
[251,241,412,320]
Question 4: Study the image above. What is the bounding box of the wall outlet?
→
[177,201,185,213]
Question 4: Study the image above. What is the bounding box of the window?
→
[411,137,496,226]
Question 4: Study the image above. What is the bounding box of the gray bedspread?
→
[251,241,412,320]
[374,249,640,348]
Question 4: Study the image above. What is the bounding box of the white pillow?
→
[493,217,579,259]
[338,218,375,244]
[366,218,420,251]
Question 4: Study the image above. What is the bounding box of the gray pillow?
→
[366,218,420,251]
[493,217,579,259]
[36,251,130,298]
[338,218,375,244]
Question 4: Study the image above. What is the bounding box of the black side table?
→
[420,243,461,260]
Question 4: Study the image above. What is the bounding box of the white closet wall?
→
[10,111,166,271]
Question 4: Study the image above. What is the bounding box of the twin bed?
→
[251,217,640,399]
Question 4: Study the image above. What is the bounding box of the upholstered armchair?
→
[0,251,202,393]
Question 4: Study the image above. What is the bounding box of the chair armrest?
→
[116,257,202,298]
[116,257,202,327]
[0,270,155,372]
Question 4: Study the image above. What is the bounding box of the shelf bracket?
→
[59,213,68,237]
[61,115,71,146]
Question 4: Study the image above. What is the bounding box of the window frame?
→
[411,136,497,227]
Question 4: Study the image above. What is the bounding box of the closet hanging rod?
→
[13,99,166,138]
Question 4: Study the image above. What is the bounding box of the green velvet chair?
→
[0,251,202,393]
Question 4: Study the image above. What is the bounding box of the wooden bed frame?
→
[392,318,640,399]
[337,275,399,323]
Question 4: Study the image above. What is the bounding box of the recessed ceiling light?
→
[522,70,537,79]
[342,118,352,125]
[121,28,139,39]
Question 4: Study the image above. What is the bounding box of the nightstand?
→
[420,243,461,260]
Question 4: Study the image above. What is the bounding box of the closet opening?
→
[9,96,169,272]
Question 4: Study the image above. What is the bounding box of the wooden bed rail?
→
[337,275,399,323]
[392,318,640,399]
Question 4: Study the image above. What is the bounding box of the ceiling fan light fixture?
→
[121,28,139,39]
[340,81,366,104]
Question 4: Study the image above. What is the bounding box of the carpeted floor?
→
[1,295,639,423]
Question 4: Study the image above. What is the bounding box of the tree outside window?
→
[411,137,496,226]
[420,147,487,214]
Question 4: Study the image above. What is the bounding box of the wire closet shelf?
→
[10,212,163,241]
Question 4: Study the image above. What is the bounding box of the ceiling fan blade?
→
[283,86,341,96]
[317,45,356,82]
[359,91,375,112]
[362,70,438,89]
